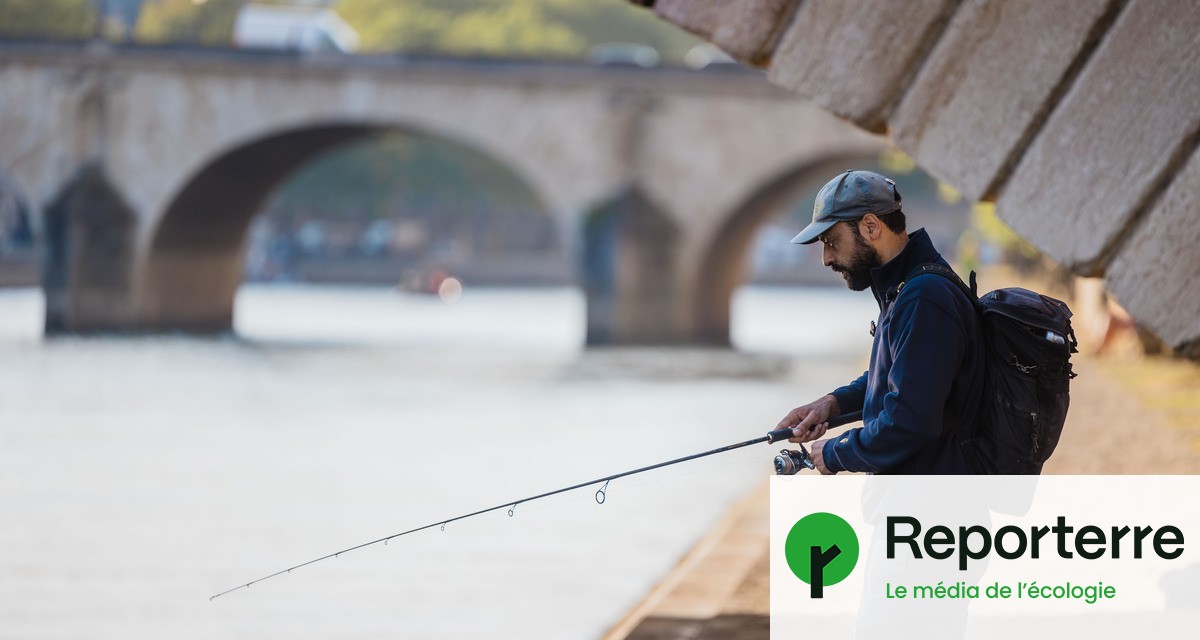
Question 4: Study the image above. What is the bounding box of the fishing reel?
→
[774,445,815,475]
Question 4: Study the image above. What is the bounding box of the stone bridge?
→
[634,0,1200,357]
[0,40,881,344]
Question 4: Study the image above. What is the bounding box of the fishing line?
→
[209,411,861,600]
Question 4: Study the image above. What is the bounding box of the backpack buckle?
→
[1009,354,1037,374]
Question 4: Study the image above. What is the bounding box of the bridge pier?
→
[583,186,689,345]
[42,166,139,333]
[138,249,243,333]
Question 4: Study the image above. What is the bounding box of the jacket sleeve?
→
[822,291,965,473]
[830,371,868,415]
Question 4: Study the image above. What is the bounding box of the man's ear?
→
[860,213,881,240]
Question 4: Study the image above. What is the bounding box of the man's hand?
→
[809,439,834,474]
[777,394,841,443]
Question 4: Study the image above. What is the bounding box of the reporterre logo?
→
[784,512,860,598]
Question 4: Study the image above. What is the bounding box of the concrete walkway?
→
[602,480,770,640]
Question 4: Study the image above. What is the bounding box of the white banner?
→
[771,476,1200,639]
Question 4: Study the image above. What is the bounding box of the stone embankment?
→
[634,0,1200,359]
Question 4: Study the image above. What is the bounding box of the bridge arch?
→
[694,152,882,345]
[139,122,562,332]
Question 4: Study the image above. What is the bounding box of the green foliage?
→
[972,202,1041,261]
[0,0,95,39]
[332,0,454,53]
[437,1,584,57]
[538,0,702,62]
[335,0,701,61]
[128,0,701,61]
[135,0,289,46]
[268,132,545,222]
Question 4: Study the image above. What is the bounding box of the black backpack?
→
[907,264,1078,474]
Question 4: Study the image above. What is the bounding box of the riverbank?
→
[605,352,1200,639]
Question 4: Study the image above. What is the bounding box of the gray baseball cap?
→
[790,170,902,244]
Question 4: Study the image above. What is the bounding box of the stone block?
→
[891,0,1116,201]
[654,0,800,66]
[995,0,1200,273]
[1106,148,1200,358]
[767,0,959,132]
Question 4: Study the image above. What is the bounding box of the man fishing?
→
[778,170,984,474]
[212,170,991,599]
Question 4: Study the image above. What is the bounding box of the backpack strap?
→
[889,262,978,307]
[893,262,984,466]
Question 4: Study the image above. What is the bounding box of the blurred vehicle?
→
[233,4,359,53]
[395,267,462,302]
[683,43,739,69]
[587,43,660,68]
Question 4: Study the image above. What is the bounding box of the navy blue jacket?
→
[821,229,984,474]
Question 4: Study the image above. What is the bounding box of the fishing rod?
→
[209,411,863,601]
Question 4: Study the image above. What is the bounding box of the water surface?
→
[0,285,874,639]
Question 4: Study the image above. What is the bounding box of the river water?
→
[0,285,874,639]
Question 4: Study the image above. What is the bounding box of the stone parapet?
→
[654,0,800,66]
[1106,148,1200,358]
[766,0,959,132]
[891,0,1118,201]
[995,0,1200,274]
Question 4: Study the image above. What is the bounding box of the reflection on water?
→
[0,285,874,639]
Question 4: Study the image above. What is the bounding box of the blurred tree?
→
[135,0,257,46]
[0,0,95,39]
[128,0,702,61]
[438,0,583,57]
[972,202,1041,265]
[336,0,581,57]
[538,0,701,62]
[335,0,701,61]
[268,132,545,224]
[332,0,454,53]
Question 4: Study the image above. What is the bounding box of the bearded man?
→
[778,170,984,474]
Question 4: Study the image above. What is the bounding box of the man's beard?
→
[831,231,882,291]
